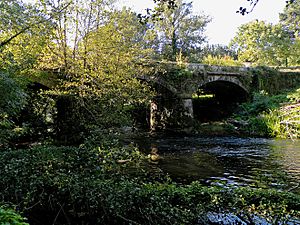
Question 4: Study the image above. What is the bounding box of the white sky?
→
[24,0,287,45]
[120,0,286,45]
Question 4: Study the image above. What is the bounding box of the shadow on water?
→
[135,135,300,193]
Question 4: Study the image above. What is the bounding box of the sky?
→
[119,0,287,45]
[24,0,287,45]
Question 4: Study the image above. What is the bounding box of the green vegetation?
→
[233,87,300,138]
[230,0,300,67]
[148,0,211,61]
[230,20,292,66]
[0,207,28,225]
[1,0,300,224]
[1,143,299,224]
[202,55,243,67]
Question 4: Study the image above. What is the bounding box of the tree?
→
[33,0,117,71]
[0,0,70,49]
[237,0,296,15]
[0,0,53,115]
[47,7,154,135]
[0,71,27,122]
[280,0,300,38]
[0,0,36,48]
[0,1,56,144]
[153,0,211,61]
[279,0,300,66]
[0,0,155,143]
[230,20,292,66]
[141,0,296,21]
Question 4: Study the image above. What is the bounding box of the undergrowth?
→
[233,87,300,138]
[0,142,299,225]
[0,206,29,225]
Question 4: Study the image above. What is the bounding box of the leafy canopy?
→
[230,20,292,66]
[152,0,211,61]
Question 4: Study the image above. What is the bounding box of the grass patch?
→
[233,87,300,138]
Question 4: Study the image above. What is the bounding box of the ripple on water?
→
[140,135,300,193]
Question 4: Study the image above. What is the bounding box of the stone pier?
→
[149,97,195,132]
[182,98,194,118]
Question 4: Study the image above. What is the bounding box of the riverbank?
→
[192,87,300,138]
[1,88,300,224]
[1,141,300,225]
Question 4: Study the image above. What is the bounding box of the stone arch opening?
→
[193,80,249,122]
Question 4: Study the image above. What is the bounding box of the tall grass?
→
[234,88,300,138]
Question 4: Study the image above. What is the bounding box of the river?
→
[135,135,300,194]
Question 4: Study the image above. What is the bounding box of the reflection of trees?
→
[144,137,300,191]
[271,141,300,176]
[159,151,224,181]
[269,140,300,191]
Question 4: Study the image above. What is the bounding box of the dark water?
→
[136,135,300,193]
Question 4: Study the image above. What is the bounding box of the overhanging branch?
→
[0,1,72,50]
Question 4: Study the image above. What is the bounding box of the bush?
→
[202,55,243,66]
[0,207,28,225]
[233,88,300,138]
[0,71,27,146]
[0,145,299,224]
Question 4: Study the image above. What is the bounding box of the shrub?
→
[0,71,27,146]
[0,207,28,225]
[233,88,300,138]
[0,145,299,224]
[202,55,243,66]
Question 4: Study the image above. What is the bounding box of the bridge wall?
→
[252,68,300,94]
[147,64,300,132]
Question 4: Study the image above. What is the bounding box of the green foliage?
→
[191,44,238,63]
[0,207,28,225]
[0,71,27,146]
[288,38,300,66]
[0,143,299,224]
[17,90,57,142]
[233,87,300,138]
[230,20,292,66]
[0,0,56,145]
[84,131,146,173]
[261,89,300,139]
[250,67,300,95]
[0,71,27,117]
[280,0,300,38]
[202,55,243,66]
[280,0,300,66]
[0,72,57,146]
[240,91,287,116]
[0,0,156,145]
[0,0,52,69]
[153,0,211,61]
[47,8,154,140]
[162,66,193,84]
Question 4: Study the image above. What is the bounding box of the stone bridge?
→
[140,63,300,131]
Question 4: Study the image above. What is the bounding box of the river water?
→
[136,135,300,194]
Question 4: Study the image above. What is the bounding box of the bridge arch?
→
[138,75,179,97]
[197,75,249,94]
[193,76,250,122]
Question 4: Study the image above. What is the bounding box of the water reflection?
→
[136,135,300,193]
[270,140,300,179]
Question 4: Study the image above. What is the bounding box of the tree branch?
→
[0,1,72,49]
